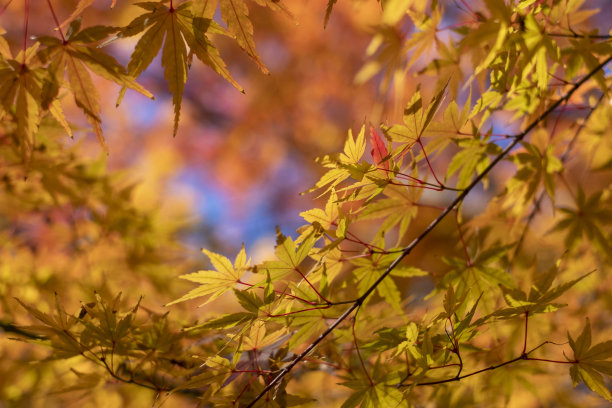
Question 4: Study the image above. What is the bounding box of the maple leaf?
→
[370,124,390,172]
[218,0,268,74]
[167,246,250,306]
[568,318,612,402]
[356,0,441,93]
[339,360,408,408]
[260,231,316,282]
[487,270,593,321]
[445,134,502,190]
[300,189,340,231]
[286,309,328,349]
[357,184,422,243]
[189,311,256,331]
[303,126,370,196]
[241,320,286,351]
[77,293,141,353]
[0,43,74,158]
[15,294,83,358]
[36,20,153,149]
[504,135,563,215]
[385,82,448,144]
[441,244,516,305]
[117,1,242,135]
[550,187,612,257]
[394,321,436,371]
[0,47,44,156]
[351,243,427,312]
[418,36,463,97]
[172,354,234,395]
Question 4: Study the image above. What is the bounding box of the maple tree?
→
[1,0,612,407]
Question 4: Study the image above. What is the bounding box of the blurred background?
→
[1,0,611,406]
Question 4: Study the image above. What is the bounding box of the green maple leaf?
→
[118,1,242,135]
[568,318,612,402]
[167,245,250,306]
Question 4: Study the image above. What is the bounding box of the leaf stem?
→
[418,139,444,187]
[22,0,29,65]
[352,307,373,386]
[522,311,529,355]
[46,0,66,43]
[266,305,330,317]
[295,267,331,304]
[237,280,318,306]
[454,209,472,267]
[0,0,13,16]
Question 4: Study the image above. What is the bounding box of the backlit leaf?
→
[167,248,250,306]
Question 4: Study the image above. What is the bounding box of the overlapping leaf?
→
[351,245,427,311]
[445,134,502,190]
[261,231,316,282]
[339,361,408,408]
[487,270,592,320]
[36,20,153,148]
[568,318,612,402]
[504,135,563,214]
[357,184,422,242]
[0,46,45,156]
[441,244,516,304]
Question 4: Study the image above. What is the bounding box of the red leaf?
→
[370,125,389,171]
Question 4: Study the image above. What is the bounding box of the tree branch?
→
[246,55,612,407]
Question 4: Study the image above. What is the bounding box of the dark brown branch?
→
[406,341,577,387]
[246,55,612,407]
